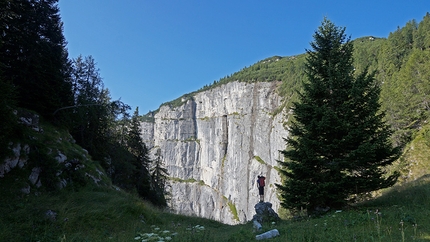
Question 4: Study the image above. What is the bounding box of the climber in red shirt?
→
[256,175,266,202]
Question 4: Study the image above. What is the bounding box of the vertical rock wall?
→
[141,81,289,224]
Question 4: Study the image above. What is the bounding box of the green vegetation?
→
[1,178,430,241]
[378,14,430,147]
[156,54,307,114]
[183,136,198,142]
[199,116,211,121]
[221,155,227,168]
[223,196,240,222]
[6,114,110,191]
[140,114,155,123]
[0,0,72,120]
[277,18,400,214]
[254,155,266,165]
[0,0,170,206]
[394,123,430,184]
[228,201,240,222]
[170,177,196,183]
[151,149,170,205]
[159,94,195,111]
[168,177,206,187]
[0,77,18,161]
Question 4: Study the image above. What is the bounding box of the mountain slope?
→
[142,14,430,223]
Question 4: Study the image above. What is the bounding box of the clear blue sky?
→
[58,1,429,115]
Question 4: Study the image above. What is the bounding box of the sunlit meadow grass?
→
[1,176,430,241]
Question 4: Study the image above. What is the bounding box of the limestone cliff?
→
[141,81,289,225]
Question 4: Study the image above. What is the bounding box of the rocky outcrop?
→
[253,202,280,224]
[141,81,289,225]
[1,111,109,193]
[0,143,30,178]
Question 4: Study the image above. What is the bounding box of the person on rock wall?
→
[256,175,266,202]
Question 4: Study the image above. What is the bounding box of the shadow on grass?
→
[365,174,430,207]
[356,174,430,241]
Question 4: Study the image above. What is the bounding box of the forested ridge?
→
[182,13,430,152]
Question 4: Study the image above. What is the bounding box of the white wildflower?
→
[145,233,155,237]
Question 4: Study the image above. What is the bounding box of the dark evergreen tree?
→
[0,0,73,119]
[0,75,18,160]
[389,20,417,69]
[380,14,430,146]
[277,18,400,214]
[67,56,127,161]
[389,49,430,135]
[69,55,109,160]
[414,12,430,50]
[0,2,19,160]
[150,148,169,206]
[127,107,154,202]
[127,108,150,167]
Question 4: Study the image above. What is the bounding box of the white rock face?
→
[141,81,289,224]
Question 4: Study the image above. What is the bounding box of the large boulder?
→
[252,202,280,224]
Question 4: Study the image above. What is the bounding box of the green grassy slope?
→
[1,177,430,241]
[394,123,430,184]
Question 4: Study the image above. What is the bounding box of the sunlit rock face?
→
[141,81,289,225]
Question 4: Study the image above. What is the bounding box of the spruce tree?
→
[0,5,18,159]
[0,0,73,119]
[0,76,18,160]
[150,149,170,206]
[127,107,154,202]
[69,55,112,161]
[277,18,400,214]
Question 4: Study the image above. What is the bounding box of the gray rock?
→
[141,81,289,224]
[253,202,280,223]
[0,143,30,177]
[21,184,31,194]
[45,209,57,221]
[256,229,280,240]
[18,110,39,128]
[55,152,67,163]
[29,167,42,187]
[253,220,262,231]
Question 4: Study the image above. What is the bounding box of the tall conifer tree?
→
[277,19,400,214]
[127,107,154,201]
[0,0,73,118]
[150,149,169,207]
